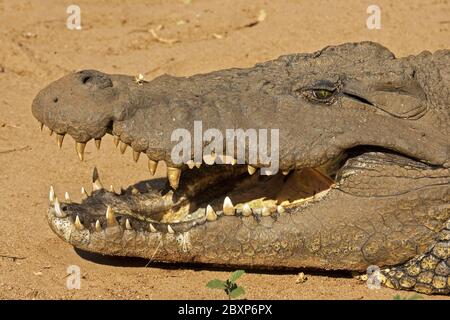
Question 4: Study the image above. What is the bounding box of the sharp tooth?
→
[195,162,201,168]
[54,197,65,218]
[261,207,271,216]
[119,141,127,154]
[109,185,115,193]
[106,206,117,226]
[92,167,103,191]
[133,150,140,162]
[223,196,235,216]
[282,170,290,175]
[56,133,65,148]
[248,165,257,175]
[242,203,252,216]
[95,220,102,232]
[125,219,132,230]
[167,167,181,189]
[167,225,175,234]
[148,159,158,175]
[186,160,195,169]
[39,122,44,131]
[149,223,157,233]
[74,215,84,230]
[131,186,139,195]
[92,181,103,191]
[277,205,285,214]
[64,191,71,202]
[231,158,237,166]
[203,153,216,165]
[81,186,89,197]
[206,205,217,221]
[113,136,119,147]
[75,142,86,161]
[49,186,55,203]
[94,138,101,150]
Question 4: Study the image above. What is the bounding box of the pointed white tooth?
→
[282,170,290,175]
[81,186,89,197]
[92,167,103,191]
[113,136,119,147]
[186,160,195,169]
[203,153,216,165]
[195,162,201,168]
[94,138,101,150]
[277,205,285,214]
[242,203,252,216]
[109,185,115,193]
[74,215,84,230]
[131,186,139,195]
[167,225,175,234]
[247,165,257,175]
[125,219,132,230]
[64,191,71,202]
[149,223,157,233]
[261,207,271,216]
[54,197,65,218]
[133,150,140,162]
[167,167,181,189]
[223,196,235,216]
[92,181,103,191]
[119,141,128,154]
[148,159,158,175]
[106,206,117,226]
[75,142,86,161]
[56,133,65,148]
[206,205,217,221]
[49,186,55,203]
[95,220,102,232]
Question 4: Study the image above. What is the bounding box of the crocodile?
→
[32,42,450,295]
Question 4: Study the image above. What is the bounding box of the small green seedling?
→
[206,270,246,300]
[393,293,423,300]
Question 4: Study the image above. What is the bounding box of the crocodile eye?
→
[302,88,336,104]
[312,89,334,100]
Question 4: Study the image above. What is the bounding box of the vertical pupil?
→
[317,90,330,98]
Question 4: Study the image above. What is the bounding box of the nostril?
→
[53,97,59,103]
[79,70,113,89]
[81,75,91,84]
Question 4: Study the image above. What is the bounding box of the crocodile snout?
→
[32,70,133,144]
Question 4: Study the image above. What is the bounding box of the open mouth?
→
[46,130,341,236]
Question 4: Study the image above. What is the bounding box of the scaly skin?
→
[32,42,450,294]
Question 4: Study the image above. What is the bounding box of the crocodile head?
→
[32,42,450,288]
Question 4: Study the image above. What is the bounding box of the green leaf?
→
[392,295,401,300]
[206,279,226,289]
[230,270,245,283]
[229,286,245,299]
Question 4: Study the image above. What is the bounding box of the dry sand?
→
[0,0,449,299]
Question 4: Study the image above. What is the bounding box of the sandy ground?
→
[0,0,449,300]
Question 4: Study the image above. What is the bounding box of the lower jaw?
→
[47,164,338,266]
